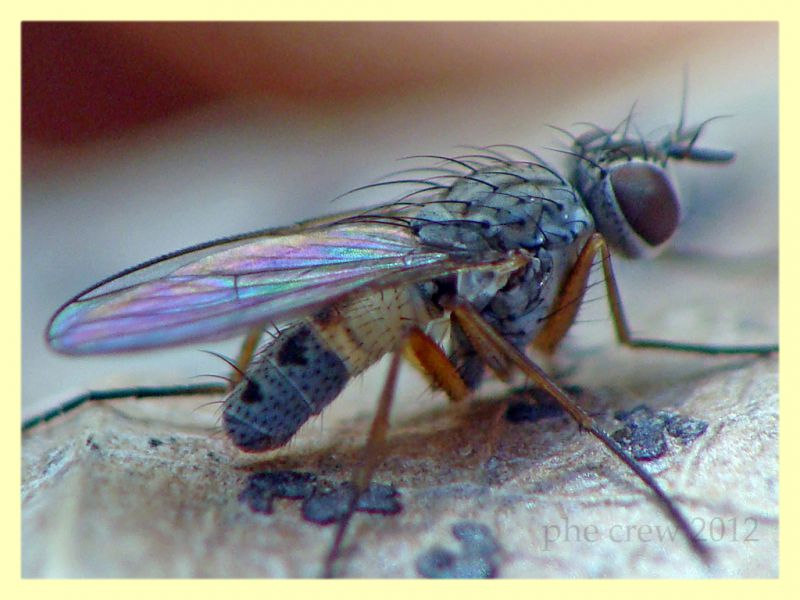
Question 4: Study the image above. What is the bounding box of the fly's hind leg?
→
[323,349,403,578]
[449,300,713,562]
[23,326,266,432]
[534,232,777,356]
[22,383,229,431]
[324,326,474,577]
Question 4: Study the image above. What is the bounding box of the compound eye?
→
[609,162,680,247]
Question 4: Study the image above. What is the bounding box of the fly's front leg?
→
[23,326,266,432]
[594,233,777,355]
[536,232,777,356]
[532,235,597,356]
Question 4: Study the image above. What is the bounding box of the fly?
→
[33,105,777,577]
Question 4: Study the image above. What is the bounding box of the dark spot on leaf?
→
[250,470,318,499]
[416,548,459,578]
[302,483,357,525]
[417,521,501,578]
[238,486,274,514]
[613,405,708,461]
[239,470,402,525]
[505,400,563,423]
[239,470,318,514]
[505,386,565,423]
[356,483,402,515]
[665,414,708,444]
[452,522,502,557]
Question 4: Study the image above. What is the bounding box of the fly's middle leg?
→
[404,326,470,403]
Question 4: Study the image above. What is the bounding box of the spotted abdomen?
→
[222,286,436,452]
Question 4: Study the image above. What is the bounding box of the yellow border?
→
[9,2,797,598]
[7,1,798,20]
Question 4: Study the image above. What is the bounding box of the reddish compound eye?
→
[609,162,680,247]
[579,159,682,259]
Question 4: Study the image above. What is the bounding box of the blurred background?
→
[22,22,778,418]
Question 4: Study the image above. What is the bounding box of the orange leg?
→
[323,350,403,578]
[230,326,264,385]
[404,326,470,403]
[323,326,490,576]
[533,236,597,355]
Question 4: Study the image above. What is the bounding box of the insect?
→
[34,104,777,577]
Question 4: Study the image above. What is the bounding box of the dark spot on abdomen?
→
[222,322,349,452]
[277,327,311,366]
[239,379,262,404]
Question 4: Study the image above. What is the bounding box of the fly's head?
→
[569,117,735,259]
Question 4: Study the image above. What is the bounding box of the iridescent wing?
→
[48,216,521,355]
